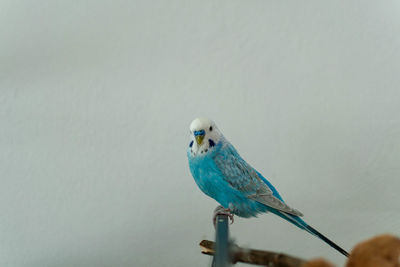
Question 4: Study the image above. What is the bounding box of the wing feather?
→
[214,145,303,217]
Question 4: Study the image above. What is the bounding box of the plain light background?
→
[1,1,400,266]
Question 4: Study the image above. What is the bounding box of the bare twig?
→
[200,240,307,267]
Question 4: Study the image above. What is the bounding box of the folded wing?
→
[213,145,303,217]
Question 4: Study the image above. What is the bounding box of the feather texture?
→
[188,138,301,217]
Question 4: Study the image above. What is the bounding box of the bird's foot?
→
[213,205,234,228]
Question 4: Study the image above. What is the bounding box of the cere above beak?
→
[194,130,205,145]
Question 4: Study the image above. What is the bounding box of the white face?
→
[189,118,222,155]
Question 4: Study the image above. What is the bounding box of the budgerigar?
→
[187,118,348,257]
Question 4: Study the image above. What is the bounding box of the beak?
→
[195,135,205,145]
[194,130,206,145]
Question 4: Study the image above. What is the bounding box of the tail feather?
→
[305,225,349,257]
[276,211,349,257]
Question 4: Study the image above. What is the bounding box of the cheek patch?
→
[208,139,215,147]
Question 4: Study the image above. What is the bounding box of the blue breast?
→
[187,142,269,217]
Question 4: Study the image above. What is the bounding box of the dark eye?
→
[209,126,213,131]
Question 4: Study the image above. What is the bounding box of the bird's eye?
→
[209,126,213,131]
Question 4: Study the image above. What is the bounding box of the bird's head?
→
[189,118,222,155]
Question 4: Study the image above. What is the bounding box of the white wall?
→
[1,1,400,266]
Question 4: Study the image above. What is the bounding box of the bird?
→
[187,118,349,257]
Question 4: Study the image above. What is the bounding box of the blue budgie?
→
[187,118,348,257]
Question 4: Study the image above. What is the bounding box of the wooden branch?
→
[200,240,306,267]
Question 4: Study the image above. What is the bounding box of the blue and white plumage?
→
[187,118,348,257]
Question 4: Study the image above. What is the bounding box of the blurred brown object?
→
[346,234,400,267]
[302,258,335,267]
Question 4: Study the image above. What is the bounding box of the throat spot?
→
[191,143,212,156]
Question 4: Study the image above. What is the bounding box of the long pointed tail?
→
[277,211,349,257]
[305,225,349,257]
